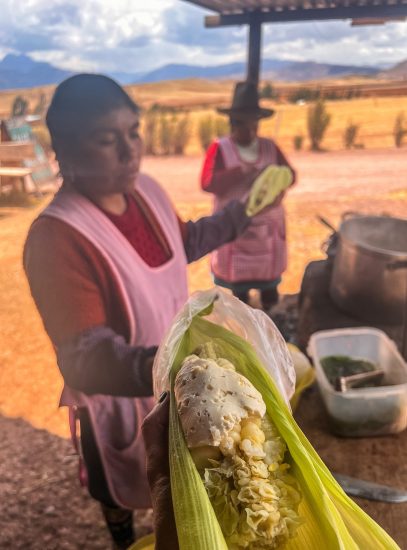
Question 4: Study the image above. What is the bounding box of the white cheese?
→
[175,354,266,450]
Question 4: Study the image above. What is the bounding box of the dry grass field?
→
[1,78,407,154]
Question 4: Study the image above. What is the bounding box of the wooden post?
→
[247,12,262,86]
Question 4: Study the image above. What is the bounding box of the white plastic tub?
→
[307,327,407,437]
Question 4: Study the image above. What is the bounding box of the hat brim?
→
[217,107,275,120]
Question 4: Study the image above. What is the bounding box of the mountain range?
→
[0,53,404,91]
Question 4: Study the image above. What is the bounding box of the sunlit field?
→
[1,78,407,154]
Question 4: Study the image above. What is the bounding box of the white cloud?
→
[2,0,407,72]
[261,20,407,67]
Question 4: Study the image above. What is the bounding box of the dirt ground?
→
[0,148,406,549]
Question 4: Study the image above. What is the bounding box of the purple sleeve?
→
[56,325,157,397]
[183,199,251,263]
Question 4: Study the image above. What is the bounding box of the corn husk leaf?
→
[287,343,315,412]
[246,165,293,217]
[128,533,155,550]
[168,312,400,550]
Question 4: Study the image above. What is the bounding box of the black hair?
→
[46,73,140,154]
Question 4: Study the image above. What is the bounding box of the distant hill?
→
[0,54,72,90]
[378,59,407,80]
[0,52,390,91]
[131,59,378,84]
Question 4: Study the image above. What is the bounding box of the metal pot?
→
[329,215,407,325]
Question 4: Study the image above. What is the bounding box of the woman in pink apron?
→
[201,81,296,310]
[23,74,257,549]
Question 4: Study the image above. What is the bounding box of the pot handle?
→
[316,215,337,232]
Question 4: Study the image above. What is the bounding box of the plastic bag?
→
[152,288,399,550]
[154,288,296,403]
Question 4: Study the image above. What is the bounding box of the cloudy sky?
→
[2,0,406,73]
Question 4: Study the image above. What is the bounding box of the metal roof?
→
[184,0,407,24]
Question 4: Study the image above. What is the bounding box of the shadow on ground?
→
[0,415,152,549]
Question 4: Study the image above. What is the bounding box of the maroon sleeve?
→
[57,326,156,397]
[182,200,250,263]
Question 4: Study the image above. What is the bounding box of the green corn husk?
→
[246,165,293,217]
[167,311,400,550]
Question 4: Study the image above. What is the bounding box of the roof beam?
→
[205,5,407,26]
[247,13,262,84]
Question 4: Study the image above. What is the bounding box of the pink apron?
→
[211,136,287,283]
[42,174,188,509]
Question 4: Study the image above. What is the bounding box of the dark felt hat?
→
[217,81,274,120]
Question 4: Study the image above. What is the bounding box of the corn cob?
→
[175,341,303,549]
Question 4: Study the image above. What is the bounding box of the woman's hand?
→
[270,189,286,208]
[141,392,179,549]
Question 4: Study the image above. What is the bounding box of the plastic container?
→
[307,327,407,437]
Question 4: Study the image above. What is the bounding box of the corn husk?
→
[287,343,315,412]
[128,534,155,550]
[165,299,399,550]
[246,166,293,217]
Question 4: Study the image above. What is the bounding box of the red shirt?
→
[101,194,169,267]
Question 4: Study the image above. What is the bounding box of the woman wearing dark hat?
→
[200,81,296,310]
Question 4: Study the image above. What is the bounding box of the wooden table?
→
[294,386,407,548]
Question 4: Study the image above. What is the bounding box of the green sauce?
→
[320,355,377,387]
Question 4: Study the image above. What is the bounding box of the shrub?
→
[143,107,159,155]
[159,114,174,155]
[393,112,406,148]
[343,121,359,149]
[173,114,191,155]
[214,116,229,138]
[199,116,215,151]
[293,135,304,151]
[260,83,274,99]
[307,99,331,151]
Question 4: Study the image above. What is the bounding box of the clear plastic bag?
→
[153,287,296,404]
